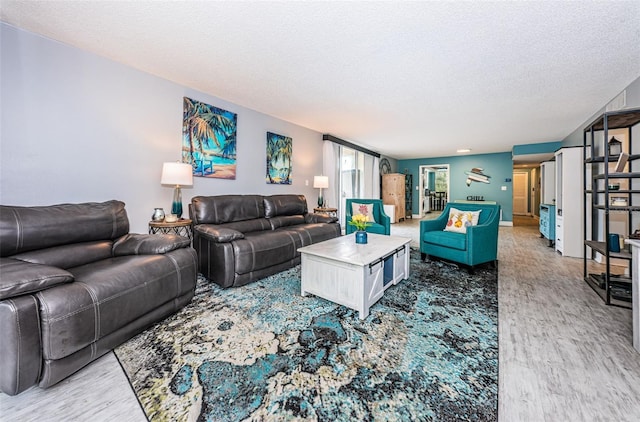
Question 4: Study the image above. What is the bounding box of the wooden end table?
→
[148,218,193,241]
[313,207,338,218]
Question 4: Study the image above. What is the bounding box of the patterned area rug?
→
[114,250,498,421]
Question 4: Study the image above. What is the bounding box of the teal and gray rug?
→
[115,250,498,421]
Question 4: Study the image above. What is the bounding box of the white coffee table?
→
[298,233,411,319]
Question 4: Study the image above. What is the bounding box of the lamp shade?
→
[313,175,329,189]
[161,162,193,186]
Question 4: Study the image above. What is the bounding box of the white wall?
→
[562,75,640,147]
[0,23,324,233]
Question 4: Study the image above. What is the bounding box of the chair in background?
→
[420,202,500,271]
[345,198,391,235]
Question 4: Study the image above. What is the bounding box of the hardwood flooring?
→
[1,222,639,421]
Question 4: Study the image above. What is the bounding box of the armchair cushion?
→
[351,202,377,223]
[112,234,191,256]
[443,208,481,234]
[422,231,466,251]
[0,258,74,299]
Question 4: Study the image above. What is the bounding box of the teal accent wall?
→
[398,152,514,222]
[512,141,562,156]
[428,171,436,191]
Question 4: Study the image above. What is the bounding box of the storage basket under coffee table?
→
[298,233,411,319]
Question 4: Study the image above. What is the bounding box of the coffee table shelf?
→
[298,234,411,319]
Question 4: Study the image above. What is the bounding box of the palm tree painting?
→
[266,132,292,184]
[182,97,237,179]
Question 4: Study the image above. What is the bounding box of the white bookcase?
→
[555,147,584,257]
[540,160,556,205]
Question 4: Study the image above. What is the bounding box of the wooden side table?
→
[313,207,338,218]
[148,219,193,241]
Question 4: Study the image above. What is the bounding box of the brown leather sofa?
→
[190,194,341,287]
[0,200,198,395]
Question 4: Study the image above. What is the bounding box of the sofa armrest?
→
[194,225,245,243]
[305,213,338,224]
[112,234,191,256]
[0,295,42,395]
[0,258,74,300]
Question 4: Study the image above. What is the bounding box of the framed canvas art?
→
[182,97,237,179]
[266,132,292,184]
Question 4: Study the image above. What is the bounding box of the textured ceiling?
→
[2,1,639,159]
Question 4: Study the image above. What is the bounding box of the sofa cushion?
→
[351,202,377,223]
[305,213,338,224]
[269,215,306,230]
[0,258,74,299]
[444,208,481,234]
[191,195,264,225]
[264,195,307,218]
[10,241,113,269]
[112,234,191,255]
[39,253,194,360]
[0,200,129,256]
[423,230,467,251]
[232,230,301,274]
[220,219,272,234]
[280,223,342,247]
[194,226,245,243]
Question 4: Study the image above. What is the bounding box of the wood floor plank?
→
[0,353,146,421]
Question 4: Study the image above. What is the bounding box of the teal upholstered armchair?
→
[420,202,501,270]
[345,199,391,235]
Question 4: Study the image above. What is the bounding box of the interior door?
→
[513,172,529,215]
[419,165,449,216]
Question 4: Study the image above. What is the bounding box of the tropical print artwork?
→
[266,132,292,184]
[182,97,237,179]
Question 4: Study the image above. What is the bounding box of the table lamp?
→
[313,175,329,207]
[161,162,193,218]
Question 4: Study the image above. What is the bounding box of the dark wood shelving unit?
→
[404,173,413,219]
[583,108,640,308]
[583,109,640,308]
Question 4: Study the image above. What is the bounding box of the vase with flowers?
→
[349,213,372,244]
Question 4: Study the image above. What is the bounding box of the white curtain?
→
[323,140,380,229]
[363,155,380,199]
[322,140,339,209]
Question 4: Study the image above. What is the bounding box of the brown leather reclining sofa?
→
[0,200,198,395]
[190,194,341,287]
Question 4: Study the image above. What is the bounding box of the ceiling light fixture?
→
[457,148,471,153]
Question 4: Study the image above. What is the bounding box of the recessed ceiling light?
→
[457,148,471,153]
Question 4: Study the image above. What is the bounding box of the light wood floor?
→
[2,222,639,421]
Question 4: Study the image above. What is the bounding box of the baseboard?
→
[500,221,514,227]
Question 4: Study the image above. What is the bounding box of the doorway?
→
[419,165,450,217]
[513,171,529,215]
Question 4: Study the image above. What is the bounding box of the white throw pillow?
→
[443,208,481,234]
[351,203,377,223]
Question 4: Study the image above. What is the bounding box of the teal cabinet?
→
[540,204,555,246]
